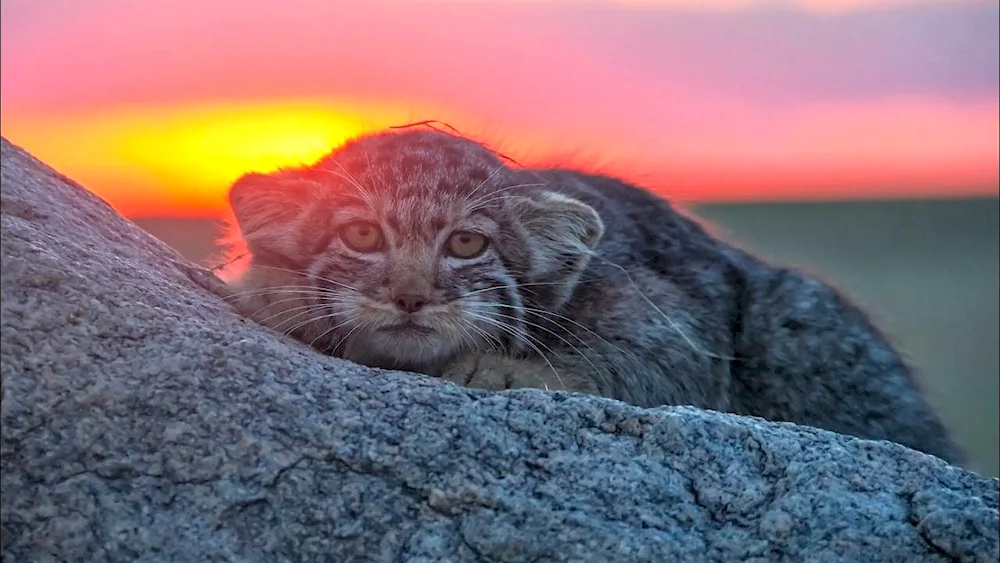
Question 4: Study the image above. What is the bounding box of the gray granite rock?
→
[1,136,997,563]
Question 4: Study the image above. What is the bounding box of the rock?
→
[1,136,997,563]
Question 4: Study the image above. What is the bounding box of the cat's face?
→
[228,130,603,371]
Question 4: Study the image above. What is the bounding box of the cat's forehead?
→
[311,130,511,239]
[315,130,506,201]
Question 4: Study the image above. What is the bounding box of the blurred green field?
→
[134,196,1000,477]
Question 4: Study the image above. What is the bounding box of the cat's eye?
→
[339,221,384,252]
[446,231,488,259]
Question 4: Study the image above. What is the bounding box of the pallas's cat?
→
[220,128,963,464]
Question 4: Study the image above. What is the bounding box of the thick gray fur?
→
[539,168,966,464]
[226,129,964,465]
[2,136,998,562]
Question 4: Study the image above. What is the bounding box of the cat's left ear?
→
[510,190,605,281]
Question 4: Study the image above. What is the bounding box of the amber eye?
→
[339,221,384,252]
[446,231,488,259]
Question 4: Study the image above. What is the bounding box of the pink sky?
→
[1,0,997,216]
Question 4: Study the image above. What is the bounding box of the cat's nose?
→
[394,294,427,313]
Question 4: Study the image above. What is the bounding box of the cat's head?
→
[227,129,604,371]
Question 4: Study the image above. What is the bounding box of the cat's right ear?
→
[227,171,326,263]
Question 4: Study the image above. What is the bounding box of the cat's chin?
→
[343,325,463,373]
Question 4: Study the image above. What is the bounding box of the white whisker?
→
[466,183,548,212]
[223,286,346,301]
[328,318,370,355]
[591,254,735,361]
[247,264,359,293]
[462,164,506,205]
[281,309,345,338]
[465,311,564,389]
[254,298,352,332]
[480,308,608,381]
[487,302,639,365]
[314,161,377,207]
[461,318,503,354]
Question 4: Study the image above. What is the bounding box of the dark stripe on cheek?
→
[450,254,504,278]
[320,253,371,275]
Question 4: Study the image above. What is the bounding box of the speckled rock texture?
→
[1,137,997,563]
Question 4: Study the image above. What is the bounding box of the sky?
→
[1,0,997,217]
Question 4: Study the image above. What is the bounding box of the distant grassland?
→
[134,197,1000,477]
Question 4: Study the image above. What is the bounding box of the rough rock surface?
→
[1,137,997,563]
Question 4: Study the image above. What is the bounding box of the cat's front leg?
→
[439,354,598,395]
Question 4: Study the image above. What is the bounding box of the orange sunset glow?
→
[1,102,400,216]
[1,0,997,218]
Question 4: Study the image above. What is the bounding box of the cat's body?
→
[222,128,964,464]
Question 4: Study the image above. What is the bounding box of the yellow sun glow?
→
[1,100,406,216]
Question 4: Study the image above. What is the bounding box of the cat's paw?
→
[439,354,597,394]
